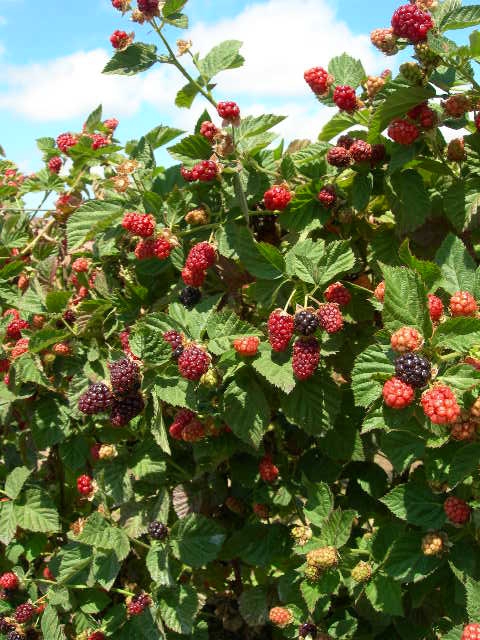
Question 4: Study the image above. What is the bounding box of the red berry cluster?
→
[259,455,279,483]
[327,146,352,168]
[333,85,358,112]
[122,212,156,238]
[450,290,478,317]
[463,623,480,640]
[317,185,337,209]
[428,294,444,321]
[268,310,295,352]
[110,29,132,49]
[304,67,334,96]
[72,257,90,273]
[388,118,420,145]
[444,495,471,525]
[91,133,110,150]
[264,185,292,211]
[391,3,434,43]
[217,101,240,122]
[127,593,152,616]
[292,337,320,380]
[77,474,94,496]
[137,0,160,18]
[382,377,415,409]
[177,344,211,380]
[317,303,344,334]
[14,602,36,623]
[407,102,437,130]
[181,241,216,287]
[390,326,423,353]
[421,385,461,424]
[200,121,219,141]
[6,316,29,341]
[0,572,19,590]
[233,336,260,356]
[48,156,62,174]
[325,282,351,306]
[56,132,78,153]
[181,160,219,183]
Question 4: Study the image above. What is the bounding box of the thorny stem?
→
[21,218,55,256]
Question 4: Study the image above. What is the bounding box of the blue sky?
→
[0,0,477,172]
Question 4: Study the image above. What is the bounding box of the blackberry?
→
[294,310,319,336]
[179,286,202,309]
[395,352,431,388]
[148,521,168,540]
[63,309,76,325]
[299,623,317,638]
[7,632,24,640]
[0,617,13,634]
[172,345,184,360]
[110,394,145,427]
[109,358,141,395]
[78,383,114,415]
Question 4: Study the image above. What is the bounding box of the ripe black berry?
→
[172,345,184,360]
[7,632,25,640]
[299,623,317,638]
[109,358,141,395]
[110,394,145,427]
[78,383,114,414]
[179,286,202,309]
[148,521,168,540]
[395,352,431,388]
[0,617,13,634]
[294,310,319,336]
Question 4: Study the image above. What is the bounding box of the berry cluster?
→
[333,85,358,112]
[122,212,156,238]
[391,3,434,43]
[181,160,218,183]
[259,455,279,483]
[217,101,240,122]
[388,118,420,145]
[263,185,292,211]
[181,241,216,288]
[148,521,168,540]
[233,336,260,356]
[127,593,151,616]
[304,67,334,96]
[444,495,471,524]
[77,474,94,497]
[177,344,211,381]
[110,29,133,50]
[269,607,293,628]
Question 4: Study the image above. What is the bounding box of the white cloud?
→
[0,0,382,143]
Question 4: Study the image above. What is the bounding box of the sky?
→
[0,0,477,173]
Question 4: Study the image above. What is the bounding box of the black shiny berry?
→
[395,352,431,388]
[294,310,319,336]
[0,617,13,634]
[7,631,25,640]
[299,623,317,638]
[179,286,202,309]
[63,309,76,325]
[109,358,141,396]
[78,383,114,415]
[172,345,184,360]
[148,521,168,540]
[110,393,145,427]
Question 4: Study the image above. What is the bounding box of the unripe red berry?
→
[447,138,466,162]
[324,282,351,306]
[264,185,292,211]
[56,132,77,153]
[327,146,351,167]
[48,156,62,174]
[317,185,336,208]
[269,607,293,628]
[181,266,206,287]
[390,327,423,353]
[349,140,372,163]
[259,455,279,483]
[422,385,461,424]
[11,338,29,360]
[91,133,110,150]
[268,309,294,352]
[122,212,156,238]
[77,474,94,496]
[428,294,444,321]
[444,495,471,524]
[462,623,480,640]
[292,337,320,380]
[304,67,334,96]
[14,602,36,624]
[110,30,132,50]
[450,291,478,317]
[382,377,415,409]
[72,257,89,273]
[443,95,471,118]
[374,281,385,302]
[185,241,216,271]
[317,303,343,334]
[233,336,260,356]
[191,160,218,182]
[178,345,211,380]
[333,85,358,112]
[388,118,420,145]
[217,101,240,122]
[200,121,219,141]
[370,27,399,55]
[0,572,19,590]
[391,4,434,43]
[182,419,205,442]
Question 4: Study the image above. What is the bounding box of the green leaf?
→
[437,364,480,393]
[381,430,426,473]
[389,170,430,233]
[239,587,269,626]
[102,43,158,76]
[67,200,123,251]
[15,489,60,533]
[237,115,286,139]
[13,354,50,387]
[381,483,445,529]
[365,574,404,616]
[328,53,365,88]
[77,513,130,560]
[146,544,175,586]
[383,531,442,582]
[304,482,334,527]
[466,576,480,620]
[145,125,183,149]
[158,585,199,634]
[398,239,442,291]
[167,134,213,164]
[435,233,476,294]
[318,508,356,548]
[197,40,244,81]
[41,605,66,640]
[318,112,358,142]
[368,84,436,141]
[443,180,480,231]
[4,466,31,500]
[170,514,226,567]
[163,0,188,16]
[0,502,18,545]
[91,549,121,591]
[29,328,70,354]
[352,173,373,211]
[84,104,102,132]
[218,223,284,280]
[206,309,261,355]
[222,369,270,448]
[352,344,394,408]
[280,373,341,435]
[382,265,432,337]
[449,443,480,486]
[175,81,199,109]
[45,291,71,313]
[252,344,296,394]
[441,4,480,30]
[432,317,480,352]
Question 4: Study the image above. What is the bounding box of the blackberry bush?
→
[1,1,480,638]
